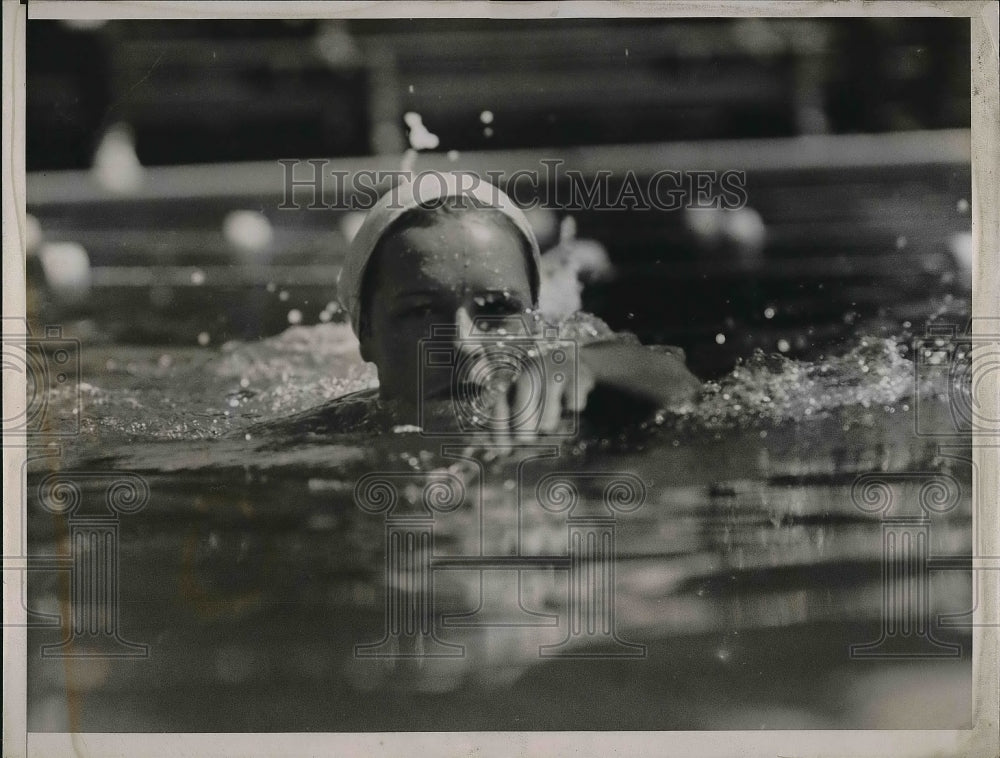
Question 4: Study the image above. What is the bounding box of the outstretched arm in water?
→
[484,338,701,447]
[580,340,701,411]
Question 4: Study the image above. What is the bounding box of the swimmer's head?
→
[337,175,541,402]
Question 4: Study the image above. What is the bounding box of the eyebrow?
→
[392,289,526,307]
[393,290,445,302]
[478,290,526,309]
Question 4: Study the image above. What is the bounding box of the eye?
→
[480,302,519,318]
[400,304,435,319]
[475,293,523,317]
[395,300,456,323]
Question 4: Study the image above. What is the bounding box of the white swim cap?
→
[338,173,541,336]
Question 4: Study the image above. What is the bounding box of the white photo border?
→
[3,2,997,757]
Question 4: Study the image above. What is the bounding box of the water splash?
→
[683,336,922,430]
[54,324,376,446]
[48,318,962,466]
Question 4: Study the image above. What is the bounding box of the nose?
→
[454,306,485,363]
[455,306,476,340]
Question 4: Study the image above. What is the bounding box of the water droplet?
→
[483,126,494,138]
[223,210,273,252]
[777,339,790,353]
[447,150,460,162]
[279,290,290,302]
[480,110,494,124]
[715,333,726,345]
[287,309,303,325]
[957,198,969,213]
[404,111,440,150]
[764,307,776,319]
[197,332,210,346]
[190,269,205,286]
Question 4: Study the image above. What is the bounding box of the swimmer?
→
[265,174,700,440]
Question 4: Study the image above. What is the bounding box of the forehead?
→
[371,213,533,296]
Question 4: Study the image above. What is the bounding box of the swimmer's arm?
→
[579,341,701,410]
[495,338,701,445]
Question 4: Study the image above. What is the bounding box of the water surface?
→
[26,321,974,731]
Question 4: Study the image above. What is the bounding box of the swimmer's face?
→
[360,212,534,404]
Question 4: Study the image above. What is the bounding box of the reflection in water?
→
[26,323,973,731]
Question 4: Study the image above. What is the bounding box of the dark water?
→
[25,322,974,731]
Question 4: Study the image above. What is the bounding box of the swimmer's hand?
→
[470,337,700,449]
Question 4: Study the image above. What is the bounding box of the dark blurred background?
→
[25,18,972,378]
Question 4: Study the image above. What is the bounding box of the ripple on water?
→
[57,323,376,449]
[679,336,931,430]
[52,323,959,469]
